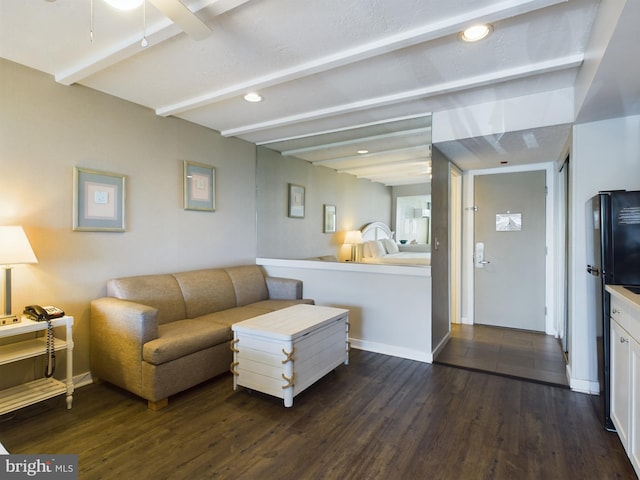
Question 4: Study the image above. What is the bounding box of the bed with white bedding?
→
[359,222,430,266]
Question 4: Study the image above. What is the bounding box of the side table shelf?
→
[0,316,74,415]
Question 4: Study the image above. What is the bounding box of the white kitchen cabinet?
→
[611,317,631,452]
[607,286,640,477]
[630,335,640,474]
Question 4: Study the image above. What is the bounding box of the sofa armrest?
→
[90,297,159,395]
[265,276,303,300]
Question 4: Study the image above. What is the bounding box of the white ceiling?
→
[1,0,638,185]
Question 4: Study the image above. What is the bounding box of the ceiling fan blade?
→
[148,0,212,40]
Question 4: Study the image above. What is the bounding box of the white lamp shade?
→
[344,230,363,245]
[0,226,38,266]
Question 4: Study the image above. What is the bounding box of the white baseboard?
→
[72,371,93,389]
[431,331,451,360]
[349,338,432,363]
[567,364,599,394]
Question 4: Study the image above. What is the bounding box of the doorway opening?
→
[437,163,568,386]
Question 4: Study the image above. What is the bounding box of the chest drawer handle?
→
[230,338,240,353]
[281,348,295,364]
[281,373,295,389]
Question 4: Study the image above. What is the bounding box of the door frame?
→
[450,165,462,325]
[461,162,556,335]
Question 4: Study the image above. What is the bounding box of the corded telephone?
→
[23,305,64,378]
[23,305,65,321]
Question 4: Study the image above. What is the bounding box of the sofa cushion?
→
[173,269,237,318]
[107,274,186,325]
[250,299,315,312]
[224,266,269,307]
[198,300,315,328]
[196,306,275,328]
[142,319,231,365]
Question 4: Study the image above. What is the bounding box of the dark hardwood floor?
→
[0,349,634,479]
[436,324,570,388]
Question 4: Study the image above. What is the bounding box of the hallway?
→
[435,324,569,388]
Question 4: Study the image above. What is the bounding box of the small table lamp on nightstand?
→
[344,230,363,262]
[0,226,38,325]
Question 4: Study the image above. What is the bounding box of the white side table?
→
[0,316,74,415]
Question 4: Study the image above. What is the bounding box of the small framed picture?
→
[184,161,215,211]
[323,204,336,233]
[288,183,305,218]
[73,167,126,232]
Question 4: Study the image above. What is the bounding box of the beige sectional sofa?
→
[90,265,313,410]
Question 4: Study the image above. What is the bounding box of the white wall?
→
[569,114,640,392]
[258,259,432,362]
[0,59,257,383]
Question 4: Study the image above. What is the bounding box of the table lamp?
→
[344,230,363,262]
[0,226,38,324]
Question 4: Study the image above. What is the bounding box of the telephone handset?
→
[23,305,65,321]
[23,305,64,378]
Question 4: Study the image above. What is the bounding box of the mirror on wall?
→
[256,115,432,261]
[396,194,431,245]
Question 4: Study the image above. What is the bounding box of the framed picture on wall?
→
[288,183,305,218]
[73,167,126,232]
[184,161,215,211]
[323,204,336,233]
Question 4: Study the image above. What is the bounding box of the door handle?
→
[587,265,600,276]
[475,242,490,268]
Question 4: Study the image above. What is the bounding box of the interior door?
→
[474,170,546,331]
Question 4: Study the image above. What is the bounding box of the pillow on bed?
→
[382,238,399,254]
[366,240,386,258]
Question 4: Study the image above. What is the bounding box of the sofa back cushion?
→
[173,269,236,318]
[224,266,269,307]
[107,274,186,324]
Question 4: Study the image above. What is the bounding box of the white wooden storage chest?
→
[231,304,349,407]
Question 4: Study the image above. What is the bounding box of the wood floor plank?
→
[436,324,570,387]
[0,349,635,479]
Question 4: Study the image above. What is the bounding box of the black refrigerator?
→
[587,190,640,431]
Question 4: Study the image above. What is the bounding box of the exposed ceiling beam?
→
[258,113,432,146]
[312,145,431,167]
[369,174,431,186]
[148,0,212,40]
[280,127,431,157]
[337,159,431,174]
[55,17,177,86]
[221,54,583,137]
[357,168,430,179]
[55,0,248,86]
[157,0,566,117]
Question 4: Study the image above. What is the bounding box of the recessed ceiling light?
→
[357,149,369,155]
[460,24,493,42]
[244,92,263,103]
[103,0,144,10]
